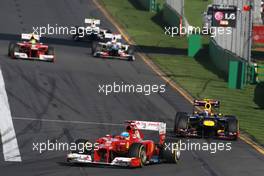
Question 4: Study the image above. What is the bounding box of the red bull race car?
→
[174,99,239,140]
[67,120,180,168]
[8,33,55,62]
[91,34,135,61]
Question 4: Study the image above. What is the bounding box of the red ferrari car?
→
[67,120,180,168]
[8,33,55,62]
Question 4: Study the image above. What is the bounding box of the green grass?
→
[152,54,264,144]
[100,0,187,49]
[185,0,213,27]
[100,0,264,145]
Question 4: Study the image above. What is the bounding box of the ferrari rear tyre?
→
[128,143,147,167]
[160,139,180,163]
[174,112,189,131]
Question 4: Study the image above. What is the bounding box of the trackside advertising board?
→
[211,5,237,28]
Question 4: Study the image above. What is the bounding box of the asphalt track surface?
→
[0,0,263,176]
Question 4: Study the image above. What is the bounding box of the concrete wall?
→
[163,3,181,28]
[209,39,246,75]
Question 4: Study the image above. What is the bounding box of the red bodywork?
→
[93,122,162,167]
[67,121,167,167]
[16,42,50,58]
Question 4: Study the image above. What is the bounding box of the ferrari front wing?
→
[67,153,142,168]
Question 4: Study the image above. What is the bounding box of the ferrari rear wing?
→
[126,120,166,134]
[126,120,166,144]
[21,33,40,41]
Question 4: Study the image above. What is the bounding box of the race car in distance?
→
[8,33,55,62]
[67,120,180,168]
[174,99,239,140]
[91,33,135,61]
[72,18,112,41]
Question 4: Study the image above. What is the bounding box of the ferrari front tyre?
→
[47,46,55,62]
[160,139,180,163]
[8,42,16,56]
[174,112,189,131]
[47,46,55,55]
[9,43,19,59]
[128,143,147,167]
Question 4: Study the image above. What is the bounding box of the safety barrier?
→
[209,39,247,89]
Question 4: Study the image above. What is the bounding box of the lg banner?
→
[211,5,237,28]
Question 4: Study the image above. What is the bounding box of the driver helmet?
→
[112,37,117,43]
[120,132,130,139]
[29,36,37,44]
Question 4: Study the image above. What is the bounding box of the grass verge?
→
[99,0,264,145]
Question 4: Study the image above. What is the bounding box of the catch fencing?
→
[213,0,252,62]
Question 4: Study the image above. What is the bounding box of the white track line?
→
[0,68,21,162]
[13,117,174,130]
[13,117,124,126]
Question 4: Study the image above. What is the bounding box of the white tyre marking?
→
[0,68,21,162]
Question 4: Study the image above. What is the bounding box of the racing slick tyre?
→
[73,139,92,155]
[8,42,16,57]
[127,56,135,61]
[127,46,134,55]
[91,41,100,55]
[127,47,135,61]
[174,112,189,132]
[128,143,147,167]
[9,43,19,59]
[226,116,239,140]
[160,139,180,163]
[47,47,55,62]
